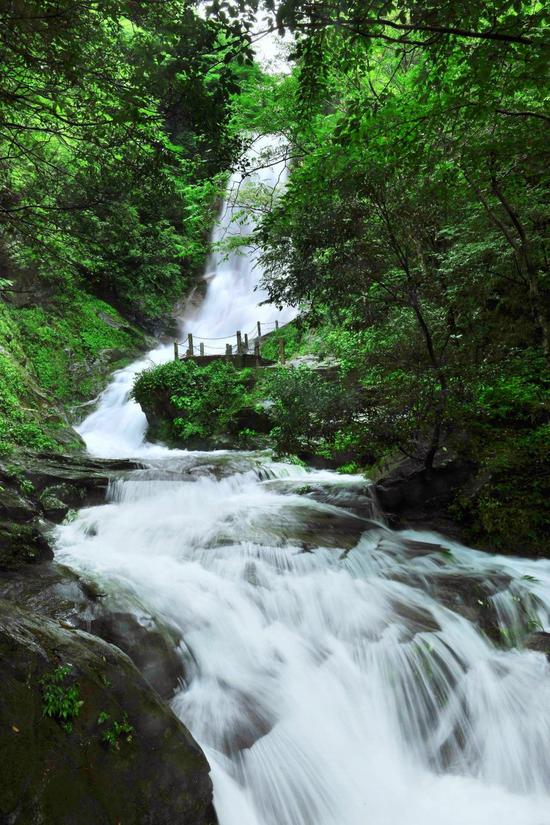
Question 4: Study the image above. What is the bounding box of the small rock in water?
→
[524,631,550,661]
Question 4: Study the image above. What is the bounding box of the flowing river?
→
[54,140,550,825]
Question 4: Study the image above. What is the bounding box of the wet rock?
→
[40,481,85,511]
[430,571,512,641]
[283,507,371,549]
[0,565,186,700]
[265,478,380,521]
[374,537,450,561]
[212,503,372,551]
[389,598,441,635]
[76,610,185,700]
[0,520,53,570]
[20,452,140,507]
[0,452,141,526]
[304,485,378,520]
[38,489,70,522]
[0,562,89,620]
[0,453,141,569]
[524,631,550,661]
[0,600,217,825]
[221,687,275,754]
[140,452,270,482]
[373,455,477,537]
[401,538,449,557]
[0,485,35,522]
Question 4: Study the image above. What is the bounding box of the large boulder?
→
[372,455,477,536]
[0,453,141,570]
[0,600,217,825]
[75,608,186,701]
[1,564,187,701]
[0,451,141,525]
[15,452,141,509]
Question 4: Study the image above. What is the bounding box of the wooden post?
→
[200,342,205,356]
[257,321,261,339]
[187,333,194,357]
[275,320,279,330]
[254,340,260,366]
[236,330,242,354]
[244,333,249,351]
[225,343,232,361]
[279,339,286,364]
[173,340,179,361]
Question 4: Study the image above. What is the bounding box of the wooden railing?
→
[173,320,286,365]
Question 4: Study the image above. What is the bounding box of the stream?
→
[54,139,550,825]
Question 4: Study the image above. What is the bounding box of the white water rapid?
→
[56,141,550,825]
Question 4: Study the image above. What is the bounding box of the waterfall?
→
[58,137,550,825]
[187,135,295,346]
[77,135,294,458]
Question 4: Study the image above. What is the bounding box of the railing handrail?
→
[172,320,287,364]
[175,321,279,344]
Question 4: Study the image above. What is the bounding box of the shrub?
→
[97,711,134,750]
[260,365,360,455]
[40,664,83,734]
[133,359,254,442]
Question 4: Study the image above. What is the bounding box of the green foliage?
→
[133,359,254,443]
[337,462,361,475]
[19,479,35,496]
[0,0,252,453]
[0,1,244,321]
[260,322,307,362]
[16,294,143,402]
[452,424,550,555]
[0,289,147,453]
[0,304,60,455]
[208,1,548,51]
[97,711,134,750]
[260,365,359,455]
[209,3,550,551]
[276,454,307,467]
[40,664,83,734]
[256,9,549,471]
[0,415,59,457]
[237,427,262,446]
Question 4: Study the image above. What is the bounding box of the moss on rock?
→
[0,601,217,825]
[0,290,149,456]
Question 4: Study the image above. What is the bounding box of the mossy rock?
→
[0,484,36,522]
[0,601,217,825]
[38,491,70,522]
[0,520,53,570]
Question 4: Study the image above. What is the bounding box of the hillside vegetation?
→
[0,0,249,453]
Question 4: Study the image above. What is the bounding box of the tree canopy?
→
[0,0,247,318]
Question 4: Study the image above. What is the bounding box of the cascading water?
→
[188,135,295,345]
[76,135,294,458]
[56,138,550,825]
